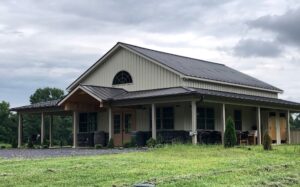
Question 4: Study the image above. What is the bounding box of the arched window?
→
[112,71,133,85]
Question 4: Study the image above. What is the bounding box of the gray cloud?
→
[248,8,300,47]
[0,0,300,107]
[233,39,283,57]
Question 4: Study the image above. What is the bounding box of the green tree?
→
[30,87,64,104]
[0,101,17,143]
[224,117,237,148]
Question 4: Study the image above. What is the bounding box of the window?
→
[113,114,121,134]
[79,113,97,133]
[234,110,242,131]
[112,71,133,85]
[150,107,174,130]
[197,107,215,130]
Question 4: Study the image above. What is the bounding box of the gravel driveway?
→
[0,148,147,159]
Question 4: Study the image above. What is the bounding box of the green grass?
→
[0,144,300,187]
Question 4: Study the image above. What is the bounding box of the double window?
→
[197,107,215,130]
[79,113,97,133]
[234,110,242,131]
[150,107,174,130]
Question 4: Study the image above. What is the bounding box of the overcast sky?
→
[1,0,300,107]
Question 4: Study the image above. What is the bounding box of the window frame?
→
[112,71,133,85]
[197,107,215,130]
[150,106,174,130]
[234,110,242,131]
[79,112,97,133]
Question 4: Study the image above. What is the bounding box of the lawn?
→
[0,144,299,187]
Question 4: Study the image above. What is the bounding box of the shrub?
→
[131,137,137,147]
[146,138,157,148]
[107,138,114,148]
[11,140,18,148]
[224,117,237,148]
[263,131,272,150]
[95,144,103,149]
[0,145,6,149]
[123,142,132,148]
[26,140,34,149]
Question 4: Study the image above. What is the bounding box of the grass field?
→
[0,144,299,187]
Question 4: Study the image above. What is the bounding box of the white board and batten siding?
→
[82,48,182,91]
[81,48,278,98]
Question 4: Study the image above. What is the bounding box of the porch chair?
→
[239,131,249,145]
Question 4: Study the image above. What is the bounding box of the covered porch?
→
[12,85,300,148]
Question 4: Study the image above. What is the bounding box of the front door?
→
[268,112,276,142]
[113,110,135,146]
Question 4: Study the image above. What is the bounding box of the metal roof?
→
[11,86,300,112]
[121,42,282,92]
[80,85,127,100]
[10,99,61,111]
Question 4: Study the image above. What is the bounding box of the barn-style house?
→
[12,42,300,148]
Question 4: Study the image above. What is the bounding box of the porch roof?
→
[11,85,300,112]
[10,99,63,112]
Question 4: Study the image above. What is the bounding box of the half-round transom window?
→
[112,71,133,85]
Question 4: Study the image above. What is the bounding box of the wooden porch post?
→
[257,107,262,145]
[191,100,197,144]
[73,111,78,148]
[287,110,291,144]
[41,112,45,145]
[49,115,53,148]
[222,103,226,145]
[108,107,112,140]
[18,113,23,148]
[151,104,157,140]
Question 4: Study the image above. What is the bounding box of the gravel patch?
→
[0,148,148,159]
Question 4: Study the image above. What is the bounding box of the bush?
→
[27,140,34,149]
[95,144,103,149]
[263,131,272,150]
[224,117,237,148]
[123,142,132,148]
[0,145,6,149]
[146,138,157,148]
[11,140,18,148]
[107,138,114,148]
[130,137,137,147]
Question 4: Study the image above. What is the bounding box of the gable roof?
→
[67,42,282,93]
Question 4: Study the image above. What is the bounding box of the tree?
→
[0,101,17,143]
[30,87,64,104]
[224,117,237,148]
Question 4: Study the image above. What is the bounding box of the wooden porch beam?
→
[108,107,112,140]
[72,111,78,148]
[287,110,291,144]
[222,103,226,145]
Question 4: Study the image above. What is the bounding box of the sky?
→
[1,0,300,107]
